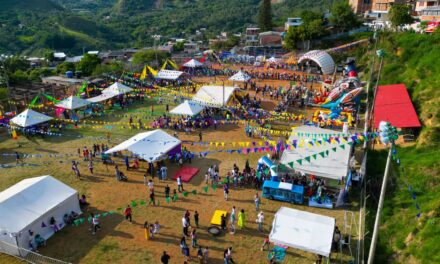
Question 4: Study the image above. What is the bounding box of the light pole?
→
[369,49,386,132]
[0,60,16,112]
[367,122,398,264]
[152,35,161,68]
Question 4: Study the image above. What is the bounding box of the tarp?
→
[269,207,335,257]
[0,176,81,254]
[105,129,181,162]
[298,50,335,75]
[229,70,251,82]
[10,109,53,127]
[55,95,90,110]
[155,70,185,80]
[102,82,132,95]
[183,59,204,68]
[280,126,350,180]
[373,84,421,128]
[193,85,237,107]
[170,100,205,116]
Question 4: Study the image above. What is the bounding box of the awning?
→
[193,85,237,107]
[229,70,251,82]
[102,82,132,95]
[183,59,204,68]
[10,109,53,127]
[155,70,185,80]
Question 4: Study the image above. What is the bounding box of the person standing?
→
[223,183,229,201]
[124,205,132,223]
[230,206,236,234]
[191,229,197,248]
[72,161,80,179]
[203,247,209,264]
[197,246,204,264]
[149,191,155,206]
[180,236,191,261]
[161,251,170,264]
[237,209,246,230]
[254,193,260,211]
[88,160,94,175]
[257,211,264,232]
[194,210,199,227]
[164,185,171,199]
[198,131,202,142]
[15,152,22,164]
[161,164,168,180]
[144,221,151,240]
[182,215,189,236]
[177,176,184,192]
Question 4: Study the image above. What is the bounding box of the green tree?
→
[258,0,273,31]
[132,49,170,67]
[44,50,55,63]
[389,4,414,30]
[284,11,325,51]
[93,61,124,76]
[76,54,101,76]
[56,62,76,74]
[330,0,361,32]
[173,42,184,52]
[3,56,28,73]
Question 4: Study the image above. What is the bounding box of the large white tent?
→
[170,100,205,116]
[280,126,350,180]
[105,129,181,162]
[86,92,116,103]
[102,82,132,95]
[0,176,81,256]
[183,59,204,68]
[269,207,335,257]
[55,95,90,110]
[10,109,53,128]
[298,50,335,75]
[229,70,251,82]
[193,85,237,107]
[155,70,185,80]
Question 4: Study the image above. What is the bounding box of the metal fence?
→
[0,240,70,264]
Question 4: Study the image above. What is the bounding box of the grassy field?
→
[0,99,359,264]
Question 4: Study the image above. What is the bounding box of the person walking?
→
[149,191,155,206]
[164,185,170,198]
[191,229,197,248]
[91,213,101,235]
[72,161,80,179]
[161,164,168,180]
[194,211,199,227]
[237,209,246,230]
[160,251,171,264]
[124,205,132,223]
[182,215,189,236]
[198,131,202,142]
[180,236,191,261]
[230,206,236,234]
[257,211,264,232]
[197,246,204,264]
[203,247,209,264]
[223,183,229,201]
[177,176,184,192]
[144,221,151,240]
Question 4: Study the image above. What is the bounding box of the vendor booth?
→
[182,59,204,68]
[229,70,251,82]
[154,70,185,81]
[55,95,90,110]
[269,207,335,258]
[193,85,238,108]
[0,176,81,256]
[105,129,181,162]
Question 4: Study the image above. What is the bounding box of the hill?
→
[362,32,440,263]
[0,0,63,11]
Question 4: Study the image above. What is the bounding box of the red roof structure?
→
[373,84,421,129]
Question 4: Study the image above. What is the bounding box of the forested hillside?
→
[0,0,326,55]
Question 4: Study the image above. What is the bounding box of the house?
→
[184,42,200,54]
[349,0,373,14]
[245,27,260,45]
[416,0,440,20]
[259,31,282,46]
[41,76,84,87]
[284,18,302,31]
[53,52,66,61]
[65,55,84,63]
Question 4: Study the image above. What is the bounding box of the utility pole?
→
[152,35,161,68]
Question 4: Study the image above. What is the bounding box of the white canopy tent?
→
[105,129,181,162]
[183,59,204,68]
[55,95,90,110]
[298,50,335,75]
[269,207,335,257]
[193,85,237,107]
[86,92,116,103]
[10,109,53,128]
[102,82,132,95]
[266,57,279,63]
[280,126,350,180]
[229,70,251,82]
[170,100,205,116]
[0,176,81,256]
[155,70,185,80]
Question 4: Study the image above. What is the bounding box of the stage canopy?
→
[280,125,350,180]
[10,109,53,127]
[229,70,251,82]
[155,70,185,80]
[298,50,335,75]
[193,85,237,107]
[269,207,335,257]
[373,84,421,129]
[102,82,133,96]
[55,95,90,110]
[105,129,181,162]
[183,59,204,68]
[0,176,81,255]
[170,100,205,116]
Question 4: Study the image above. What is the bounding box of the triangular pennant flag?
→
[340,145,346,150]
[296,159,303,165]
[319,152,325,158]
[305,156,311,163]
[166,197,171,203]
[192,190,197,195]
[312,154,317,160]
[140,200,146,205]
[131,201,138,207]
[41,222,47,228]
[202,186,209,193]
[182,191,189,197]
[211,184,217,190]
[332,147,337,152]
[288,162,294,168]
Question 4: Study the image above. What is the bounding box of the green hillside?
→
[363,32,440,263]
[0,0,63,11]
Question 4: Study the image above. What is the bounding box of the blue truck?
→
[262,180,304,204]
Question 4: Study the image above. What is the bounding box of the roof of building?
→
[373,84,421,128]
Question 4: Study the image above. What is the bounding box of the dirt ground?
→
[0,73,358,264]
